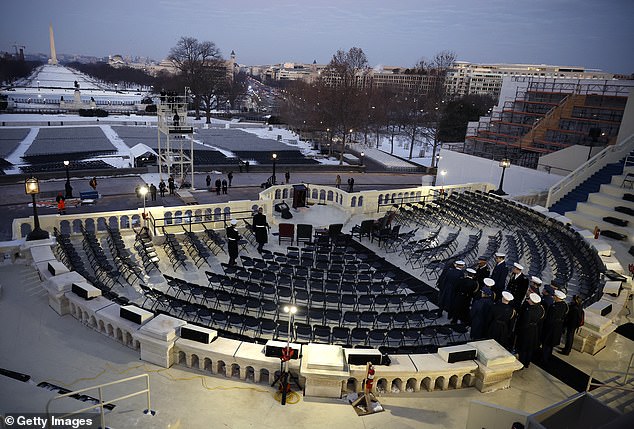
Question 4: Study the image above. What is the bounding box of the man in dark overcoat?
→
[252,207,269,253]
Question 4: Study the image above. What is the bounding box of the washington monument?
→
[49,23,58,65]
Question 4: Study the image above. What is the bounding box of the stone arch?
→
[60,220,71,235]
[223,207,231,221]
[391,378,403,393]
[184,209,193,221]
[108,216,119,229]
[213,208,222,221]
[421,377,432,392]
[230,363,240,378]
[434,376,445,391]
[217,360,226,376]
[357,196,363,207]
[378,195,383,205]
[415,191,421,199]
[275,189,281,199]
[96,217,107,232]
[346,377,358,393]
[125,332,133,347]
[376,378,388,393]
[164,212,173,225]
[282,188,289,199]
[130,214,141,227]
[115,327,123,342]
[327,190,334,201]
[461,374,472,388]
[319,189,326,201]
[191,354,200,370]
[120,215,130,229]
[406,378,417,392]
[85,218,96,233]
[194,209,203,222]
[449,375,459,389]
[245,366,255,382]
[174,211,183,224]
[72,219,83,234]
[98,320,106,333]
[204,357,213,373]
[178,351,187,365]
[350,196,357,207]
[81,310,88,323]
[259,368,270,384]
[390,193,396,204]
[88,316,97,328]
[251,204,260,212]
[311,189,318,199]
[205,208,213,221]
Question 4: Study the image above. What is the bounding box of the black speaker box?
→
[71,283,91,299]
[600,303,612,317]
[180,326,213,344]
[446,349,477,363]
[264,341,300,360]
[120,306,144,324]
[346,352,383,366]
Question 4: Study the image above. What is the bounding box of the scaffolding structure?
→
[157,91,195,189]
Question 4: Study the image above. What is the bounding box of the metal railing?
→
[587,353,634,398]
[546,132,634,208]
[46,373,153,429]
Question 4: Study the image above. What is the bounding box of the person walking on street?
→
[222,178,228,194]
[215,178,222,195]
[347,177,354,192]
[335,175,341,189]
[253,206,269,253]
[56,192,66,215]
[159,180,166,197]
[206,174,211,189]
[285,170,290,184]
[228,171,233,187]
[150,184,157,201]
[226,219,240,266]
[89,177,97,191]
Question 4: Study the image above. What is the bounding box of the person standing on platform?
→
[226,219,240,266]
[150,184,157,201]
[515,293,545,368]
[490,252,508,300]
[474,256,490,292]
[437,260,465,318]
[168,176,175,195]
[451,267,479,324]
[159,180,166,197]
[206,174,211,189]
[506,262,529,311]
[228,171,234,187]
[541,290,568,363]
[89,177,98,191]
[285,170,290,184]
[56,192,66,215]
[559,295,583,355]
[487,291,517,350]
[215,177,222,195]
[253,206,269,254]
[222,178,228,194]
[470,282,495,340]
[335,175,341,189]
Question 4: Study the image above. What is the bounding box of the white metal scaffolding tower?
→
[157,91,195,189]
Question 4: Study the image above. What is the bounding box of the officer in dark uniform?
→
[541,290,568,363]
[490,252,508,300]
[451,267,479,324]
[486,291,517,350]
[506,262,529,311]
[470,280,495,340]
[226,219,240,266]
[437,260,465,317]
[475,256,490,291]
[252,206,269,253]
[515,293,545,368]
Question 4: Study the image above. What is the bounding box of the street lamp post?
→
[25,177,49,241]
[494,159,511,196]
[360,151,365,166]
[440,169,447,196]
[272,153,277,185]
[63,160,73,198]
[37,80,40,91]
[139,185,148,226]
[281,305,297,405]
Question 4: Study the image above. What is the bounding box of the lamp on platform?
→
[272,153,278,185]
[63,160,73,198]
[25,177,49,241]
[494,158,511,196]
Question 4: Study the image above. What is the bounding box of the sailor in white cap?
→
[470,284,495,340]
[450,267,479,324]
[515,292,545,368]
[437,259,466,317]
[487,290,517,349]
[529,276,542,295]
[541,288,569,362]
[506,262,528,310]
[226,219,241,266]
[475,256,490,289]
[490,253,508,300]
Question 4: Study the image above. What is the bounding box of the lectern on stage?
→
[292,184,308,208]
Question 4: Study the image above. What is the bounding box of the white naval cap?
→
[483,278,495,287]
[502,291,514,301]
[554,290,567,300]
[230,219,238,225]
[513,262,524,270]
[530,276,542,285]
[529,293,541,303]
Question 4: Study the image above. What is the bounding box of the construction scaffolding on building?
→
[157,91,195,189]
[463,78,631,169]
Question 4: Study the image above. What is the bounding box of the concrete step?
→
[610,173,634,187]
[576,202,628,220]
[600,183,633,198]
[565,211,633,238]
[588,193,634,211]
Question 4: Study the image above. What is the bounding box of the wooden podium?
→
[292,184,308,208]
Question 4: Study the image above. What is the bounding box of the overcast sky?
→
[2,0,633,73]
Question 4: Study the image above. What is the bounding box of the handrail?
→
[46,373,153,429]
[546,132,634,207]
[586,353,634,394]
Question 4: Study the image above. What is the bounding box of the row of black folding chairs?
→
[161,229,188,271]
[106,226,145,286]
[181,229,212,268]
[80,226,123,289]
[407,229,461,270]
[133,226,160,273]
[200,223,228,255]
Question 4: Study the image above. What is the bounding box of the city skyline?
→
[1,0,633,73]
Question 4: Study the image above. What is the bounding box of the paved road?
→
[0,171,430,241]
